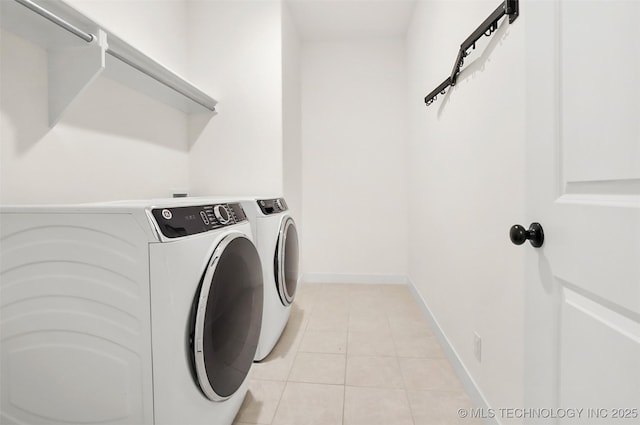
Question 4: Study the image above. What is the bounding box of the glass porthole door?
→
[191,232,263,401]
[274,217,299,306]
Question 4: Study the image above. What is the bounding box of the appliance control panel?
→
[151,203,247,238]
[257,198,288,215]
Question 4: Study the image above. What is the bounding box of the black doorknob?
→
[510,223,544,248]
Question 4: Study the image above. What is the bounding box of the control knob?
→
[213,205,231,225]
[274,199,284,211]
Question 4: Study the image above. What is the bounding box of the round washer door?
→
[192,232,263,401]
[274,216,299,306]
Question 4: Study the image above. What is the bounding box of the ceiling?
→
[286,0,417,41]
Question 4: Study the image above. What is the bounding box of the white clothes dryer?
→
[0,199,263,425]
[239,197,299,361]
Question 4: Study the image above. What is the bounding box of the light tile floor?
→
[234,283,481,425]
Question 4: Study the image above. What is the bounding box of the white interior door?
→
[524,1,639,423]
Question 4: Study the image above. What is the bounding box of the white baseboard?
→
[299,272,408,285]
[407,277,499,425]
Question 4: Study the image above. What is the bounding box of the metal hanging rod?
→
[15,0,95,43]
[424,0,519,106]
[105,48,217,111]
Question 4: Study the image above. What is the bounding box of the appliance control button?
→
[200,211,210,225]
[161,209,172,220]
[214,205,231,224]
[275,199,283,210]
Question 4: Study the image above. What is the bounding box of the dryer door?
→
[274,216,299,306]
[192,232,263,401]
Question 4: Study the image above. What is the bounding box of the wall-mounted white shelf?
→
[0,0,217,126]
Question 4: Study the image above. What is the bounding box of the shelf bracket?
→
[1,0,218,123]
[48,30,107,126]
[424,0,519,106]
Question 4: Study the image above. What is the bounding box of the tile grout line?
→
[386,303,419,425]
[266,293,313,425]
[248,284,473,425]
[342,292,352,425]
[269,377,288,425]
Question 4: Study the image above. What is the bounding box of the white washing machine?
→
[240,197,299,361]
[0,199,263,425]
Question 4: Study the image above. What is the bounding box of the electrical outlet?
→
[473,332,482,362]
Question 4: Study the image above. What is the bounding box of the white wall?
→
[66,0,189,78]
[187,0,284,197]
[1,1,190,204]
[406,1,524,421]
[301,38,408,282]
[282,3,303,230]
